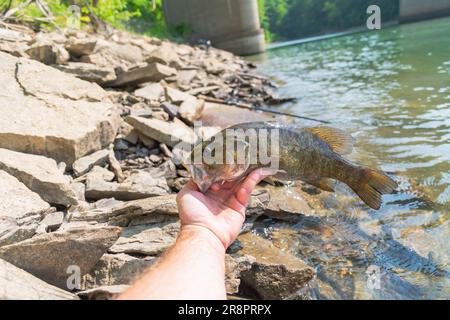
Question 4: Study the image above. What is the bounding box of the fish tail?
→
[347,167,397,210]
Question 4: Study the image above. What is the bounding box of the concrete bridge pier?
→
[163,0,265,56]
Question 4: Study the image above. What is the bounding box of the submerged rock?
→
[238,232,316,300]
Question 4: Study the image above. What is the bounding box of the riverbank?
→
[0,22,316,300]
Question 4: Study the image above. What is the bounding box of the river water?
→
[249,17,450,299]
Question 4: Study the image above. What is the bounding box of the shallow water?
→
[249,17,450,299]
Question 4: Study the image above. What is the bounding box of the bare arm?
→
[117,169,269,300]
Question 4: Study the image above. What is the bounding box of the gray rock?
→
[36,211,64,233]
[225,254,255,295]
[106,62,177,88]
[69,194,177,226]
[109,221,179,256]
[0,226,122,289]
[77,285,129,300]
[146,44,182,69]
[65,38,97,57]
[85,170,170,201]
[55,62,117,85]
[164,87,194,105]
[82,253,155,290]
[26,41,69,65]
[72,149,110,177]
[248,185,313,221]
[125,116,196,148]
[179,97,205,123]
[134,83,164,101]
[0,52,120,166]
[85,166,115,182]
[0,258,79,300]
[0,148,78,207]
[238,232,315,300]
[0,170,49,246]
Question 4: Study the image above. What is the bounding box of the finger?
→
[235,169,268,207]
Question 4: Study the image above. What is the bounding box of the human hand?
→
[176,169,271,249]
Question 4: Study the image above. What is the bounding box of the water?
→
[249,17,450,299]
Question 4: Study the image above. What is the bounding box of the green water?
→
[250,17,450,299]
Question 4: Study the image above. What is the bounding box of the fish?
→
[184,121,397,210]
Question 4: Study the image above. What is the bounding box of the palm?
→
[176,170,268,248]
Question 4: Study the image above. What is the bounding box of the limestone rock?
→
[0,148,78,206]
[0,52,120,166]
[238,232,315,300]
[77,285,129,300]
[0,258,79,300]
[26,41,69,65]
[55,62,117,85]
[71,194,178,227]
[85,170,170,201]
[179,97,205,123]
[0,170,49,246]
[82,253,155,289]
[248,185,313,221]
[72,149,110,177]
[225,254,255,295]
[165,87,193,105]
[125,116,196,148]
[109,221,179,256]
[134,83,165,101]
[36,211,64,234]
[146,44,182,69]
[65,38,97,57]
[106,62,177,88]
[0,226,122,289]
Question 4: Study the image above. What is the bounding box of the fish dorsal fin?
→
[304,126,354,155]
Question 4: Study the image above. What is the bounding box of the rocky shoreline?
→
[0,22,315,300]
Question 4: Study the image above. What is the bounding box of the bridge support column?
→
[163,0,265,56]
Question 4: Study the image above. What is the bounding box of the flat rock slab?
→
[0,170,49,246]
[125,116,196,148]
[0,148,78,206]
[55,62,117,85]
[0,51,120,166]
[0,258,79,300]
[77,285,129,300]
[238,232,315,300]
[85,170,170,201]
[70,194,178,226]
[106,62,177,88]
[109,221,179,256]
[72,149,110,177]
[82,253,156,289]
[0,226,122,289]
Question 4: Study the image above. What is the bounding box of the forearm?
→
[117,226,226,300]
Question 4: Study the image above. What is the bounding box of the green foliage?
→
[1,0,178,39]
[259,0,400,41]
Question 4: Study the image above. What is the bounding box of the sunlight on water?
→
[250,17,450,299]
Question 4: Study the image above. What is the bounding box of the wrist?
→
[179,225,227,253]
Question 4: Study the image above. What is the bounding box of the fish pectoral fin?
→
[304,177,335,192]
[304,126,355,155]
